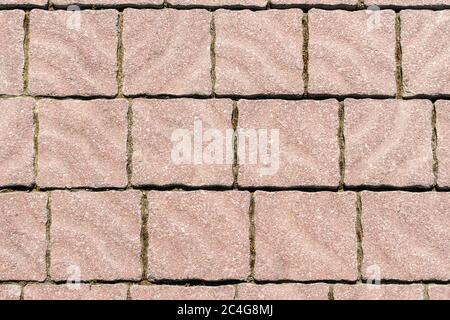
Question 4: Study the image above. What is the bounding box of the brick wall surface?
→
[0,0,448,301]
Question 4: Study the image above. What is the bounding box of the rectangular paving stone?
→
[28,10,118,96]
[401,10,450,96]
[0,98,35,187]
[168,0,267,6]
[344,99,434,187]
[131,285,235,300]
[0,285,21,300]
[237,99,340,187]
[50,190,142,281]
[23,284,128,300]
[132,98,234,187]
[147,191,250,280]
[272,0,355,5]
[215,9,303,96]
[334,284,424,300]
[436,100,450,188]
[237,283,329,300]
[37,99,128,188]
[0,192,47,281]
[123,9,211,96]
[0,10,24,95]
[309,9,396,96]
[53,0,163,5]
[366,1,450,6]
[0,1,47,5]
[254,191,357,281]
[428,285,450,300]
[361,191,450,281]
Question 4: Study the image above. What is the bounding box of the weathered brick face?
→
[0,1,448,301]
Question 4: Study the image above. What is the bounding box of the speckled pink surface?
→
[0,2,448,301]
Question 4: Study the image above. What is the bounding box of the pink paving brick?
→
[50,190,142,281]
[366,1,450,7]
[237,283,329,300]
[147,191,250,280]
[0,285,21,300]
[0,10,24,95]
[0,98,35,187]
[436,100,450,188]
[131,285,235,300]
[122,9,211,96]
[132,98,233,187]
[28,10,118,97]
[215,9,304,96]
[344,99,434,187]
[401,10,450,96]
[0,192,47,281]
[168,0,267,6]
[334,284,424,300]
[272,0,355,5]
[254,191,357,281]
[428,285,450,300]
[37,99,128,188]
[237,99,340,187]
[23,284,128,300]
[53,0,163,5]
[361,192,450,281]
[0,0,47,5]
[308,9,396,96]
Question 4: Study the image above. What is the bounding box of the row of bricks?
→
[1,98,450,188]
[1,190,449,281]
[0,9,448,97]
[0,283,449,300]
[1,1,450,8]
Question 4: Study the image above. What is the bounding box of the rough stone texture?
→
[50,190,142,281]
[361,191,450,281]
[215,9,303,96]
[0,98,35,187]
[254,191,357,281]
[169,0,267,6]
[334,284,424,300]
[0,10,24,95]
[237,283,329,300]
[272,0,354,4]
[147,191,250,280]
[0,0,47,5]
[28,10,118,97]
[344,99,434,187]
[53,0,163,5]
[428,285,450,300]
[237,99,340,187]
[402,10,450,97]
[132,98,233,187]
[309,9,396,96]
[436,100,450,188]
[37,99,128,188]
[367,1,450,7]
[131,285,235,300]
[23,284,128,300]
[123,9,211,96]
[0,285,21,300]
[0,193,47,281]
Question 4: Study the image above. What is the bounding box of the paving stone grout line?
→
[126,99,134,188]
[32,99,39,189]
[231,101,239,188]
[44,192,52,281]
[395,12,404,99]
[338,101,345,190]
[301,12,309,96]
[22,10,30,95]
[355,192,363,283]
[116,12,124,98]
[140,191,149,282]
[209,13,216,97]
[248,193,256,281]
[431,102,439,188]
